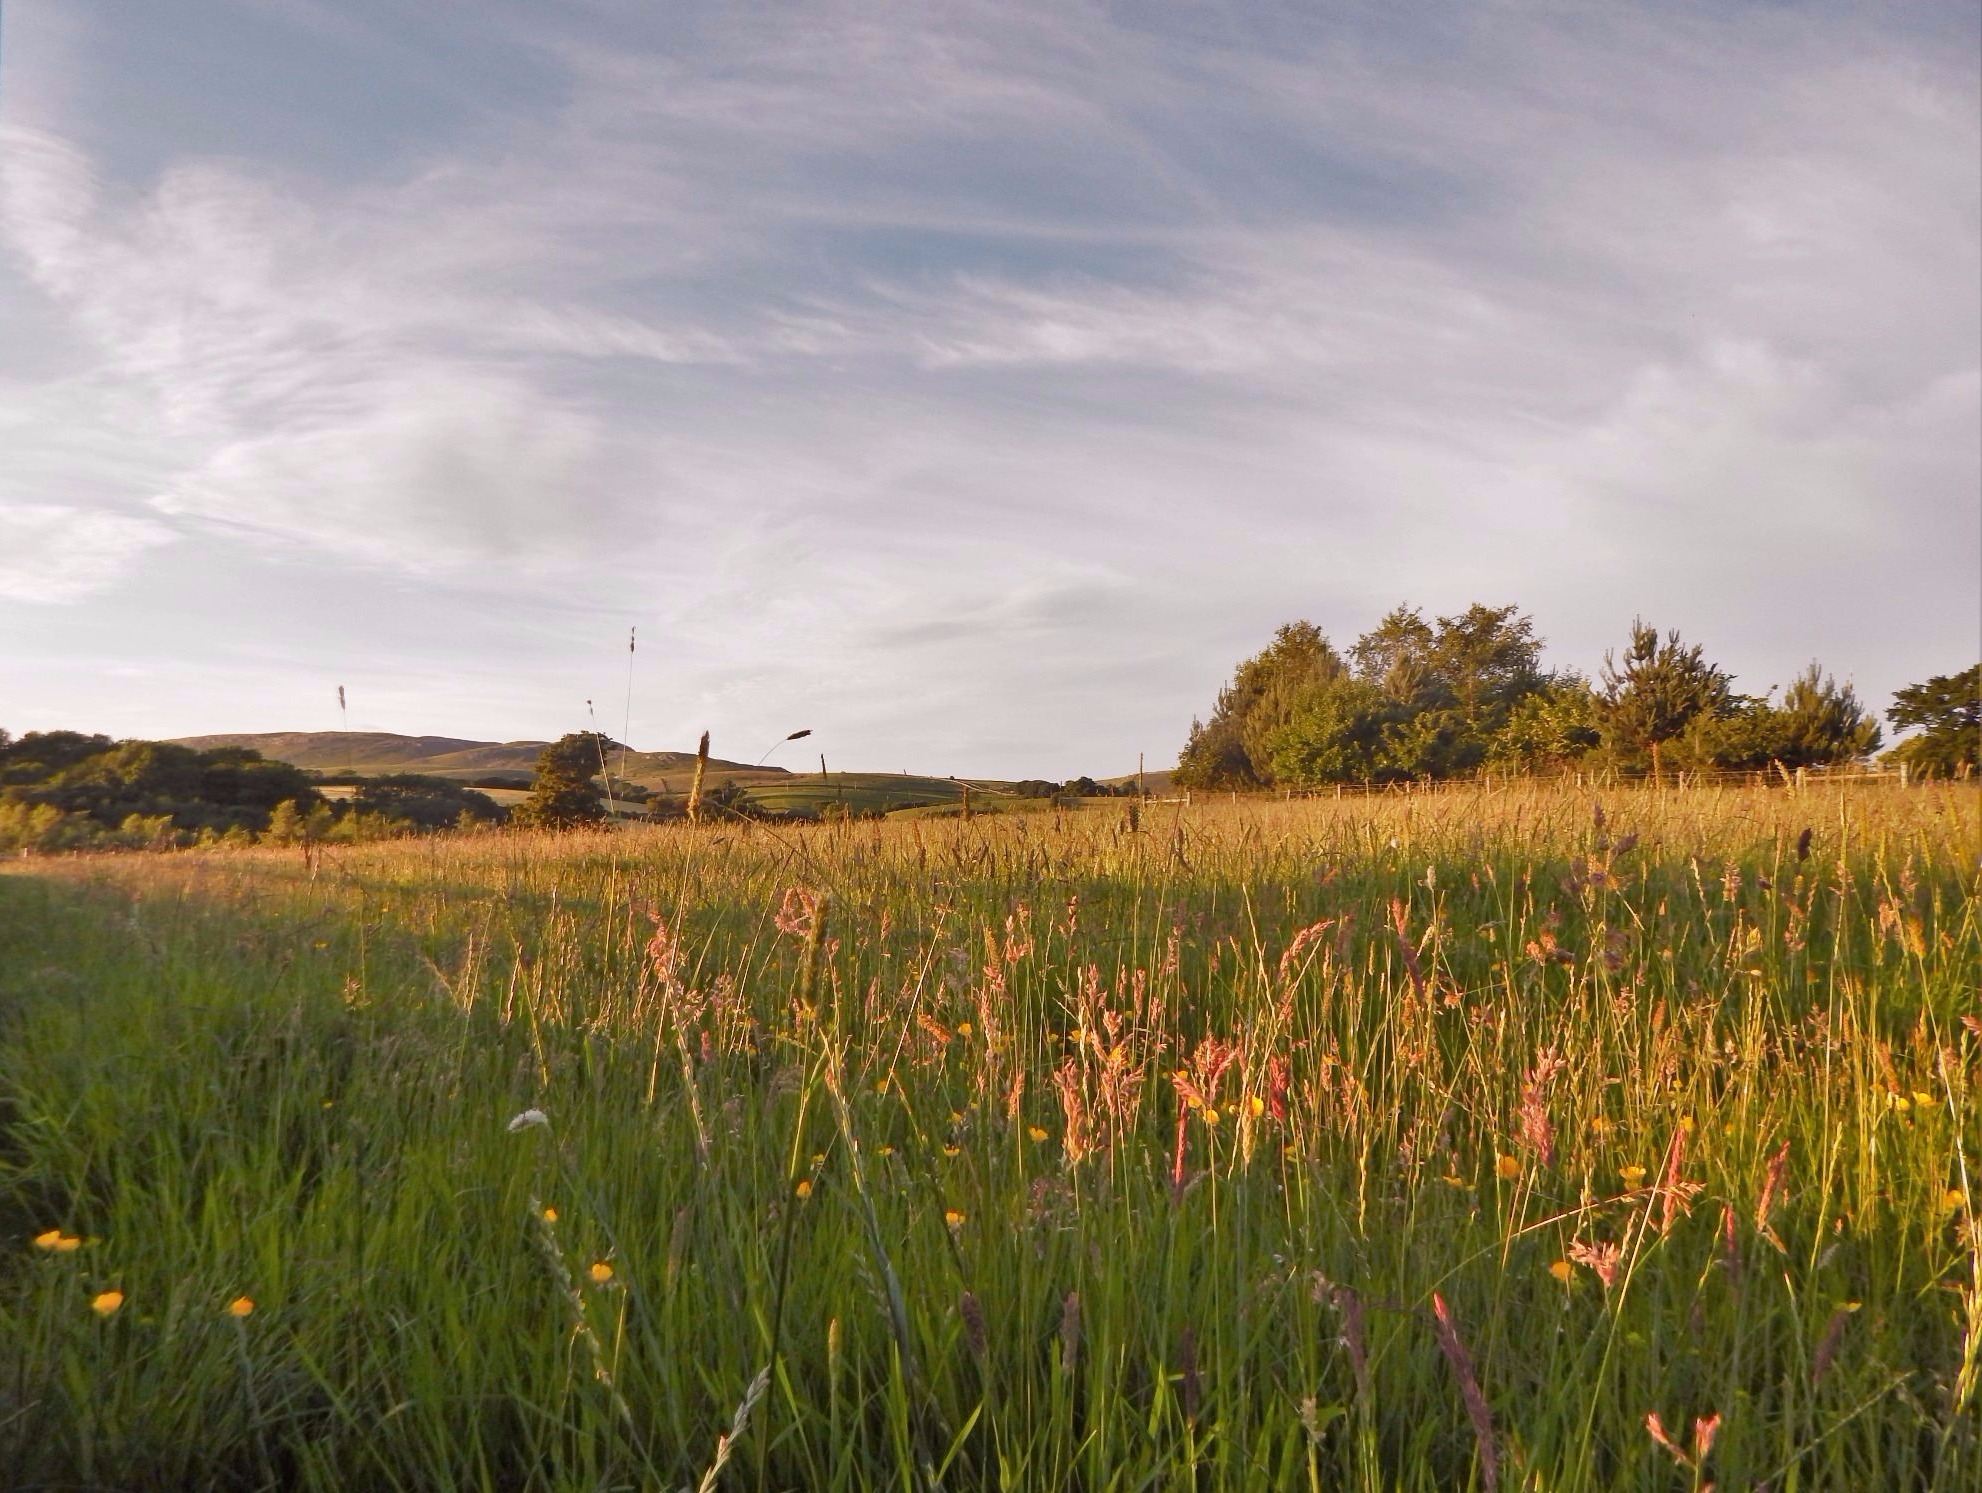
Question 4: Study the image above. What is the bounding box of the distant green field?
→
[735,772,969,816]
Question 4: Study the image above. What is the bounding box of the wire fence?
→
[1163,760,1970,804]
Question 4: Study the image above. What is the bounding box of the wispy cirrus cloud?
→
[0,1,1973,769]
[0,502,175,603]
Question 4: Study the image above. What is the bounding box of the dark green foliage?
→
[1487,676,1602,771]
[1182,606,1550,787]
[0,730,118,784]
[1682,666,1882,772]
[511,732,615,829]
[1596,621,1734,783]
[1176,622,1346,788]
[352,774,506,829]
[1886,665,1980,777]
[0,733,324,845]
[1263,676,1403,784]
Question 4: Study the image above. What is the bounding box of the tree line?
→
[0,731,504,852]
[1175,605,1978,790]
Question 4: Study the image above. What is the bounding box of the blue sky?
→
[2,1,1976,776]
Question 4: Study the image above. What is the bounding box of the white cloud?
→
[0,503,176,602]
[0,2,1973,770]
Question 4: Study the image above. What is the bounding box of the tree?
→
[512,732,614,829]
[1596,621,1733,783]
[1487,675,1601,772]
[1263,677,1405,785]
[353,774,506,830]
[1767,665,1881,768]
[1176,622,1345,789]
[1676,666,1879,773]
[1886,665,1980,777]
[1350,606,1439,706]
[1427,603,1545,726]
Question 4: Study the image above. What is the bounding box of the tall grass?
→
[0,782,1975,1490]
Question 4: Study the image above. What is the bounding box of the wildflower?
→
[1549,1259,1573,1284]
[541,1206,558,1223]
[1570,1239,1622,1289]
[1912,1091,1934,1109]
[874,1078,890,1095]
[795,1179,813,1200]
[1249,1095,1266,1118]
[227,1296,255,1318]
[1944,1189,1967,1213]
[91,1290,124,1317]
[506,1108,550,1133]
[810,1152,825,1169]
[1496,1154,1522,1180]
[1202,1107,1222,1126]
[942,1144,960,1158]
[33,1229,82,1254]
[1028,1126,1049,1143]
[944,1209,965,1230]
[588,1261,615,1285]
[1619,1165,1647,1187]
[957,1022,973,1037]
[877,1145,896,1158]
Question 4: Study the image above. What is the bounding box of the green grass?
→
[736,771,971,817]
[0,783,1976,1490]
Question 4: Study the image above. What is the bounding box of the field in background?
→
[0,783,1976,1490]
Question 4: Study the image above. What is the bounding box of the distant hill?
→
[169,732,783,786]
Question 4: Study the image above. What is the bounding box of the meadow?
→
[0,782,1975,1490]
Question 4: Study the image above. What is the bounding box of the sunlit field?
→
[1,782,1976,1491]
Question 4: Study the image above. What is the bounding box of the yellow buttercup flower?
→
[1549,1260,1573,1284]
[942,1144,961,1157]
[795,1179,813,1199]
[228,1296,256,1318]
[1202,1107,1222,1126]
[91,1290,124,1317]
[1027,1126,1049,1143]
[957,1022,973,1037]
[1945,1189,1968,1213]
[1619,1165,1647,1187]
[33,1229,78,1253]
[1249,1095,1266,1118]
[588,1261,615,1285]
[1496,1155,1522,1180]
[877,1145,896,1158]
[944,1209,965,1230]
[541,1206,558,1223]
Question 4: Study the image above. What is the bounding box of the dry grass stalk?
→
[686,731,710,824]
[1430,1293,1497,1491]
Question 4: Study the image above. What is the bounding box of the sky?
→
[1,0,1977,778]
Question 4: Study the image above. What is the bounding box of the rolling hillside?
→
[169,732,783,786]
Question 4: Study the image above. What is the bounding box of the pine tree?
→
[1597,621,1732,784]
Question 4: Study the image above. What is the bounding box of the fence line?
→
[1161,761,1963,805]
